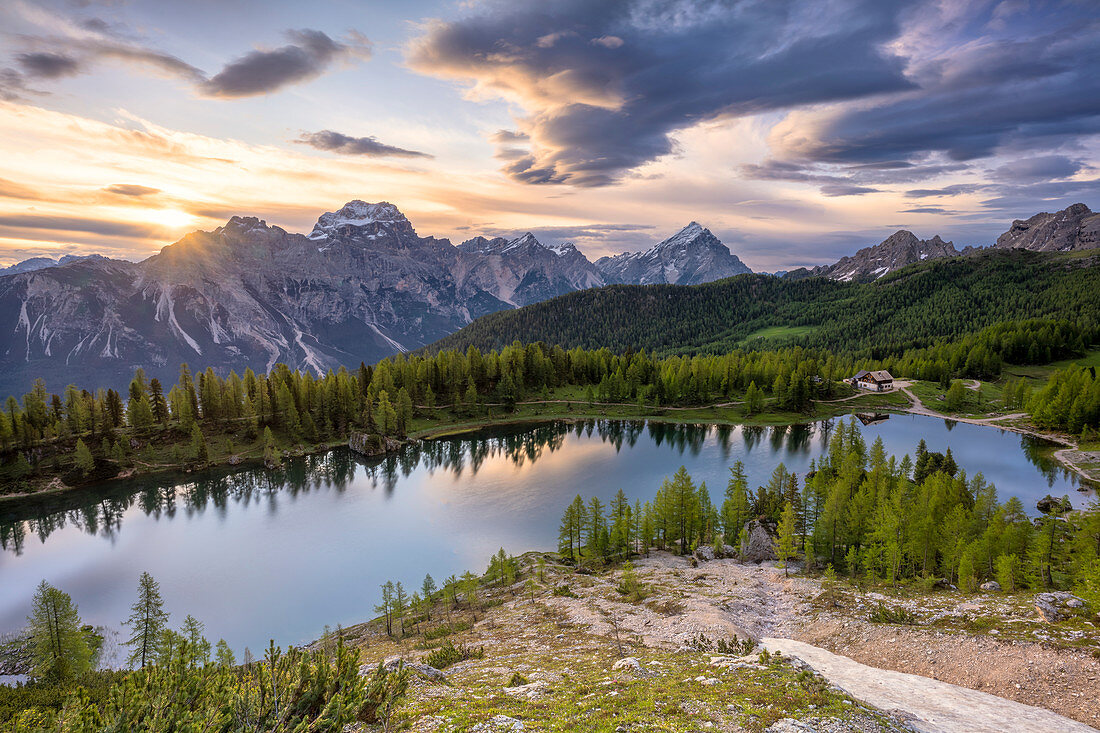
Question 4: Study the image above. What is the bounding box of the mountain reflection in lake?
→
[0,415,1088,656]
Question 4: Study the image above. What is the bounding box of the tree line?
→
[557,418,1100,599]
[429,248,1100,363]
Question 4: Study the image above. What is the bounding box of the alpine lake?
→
[0,413,1093,660]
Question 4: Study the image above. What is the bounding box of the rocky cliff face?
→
[595,222,752,285]
[456,232,606,305]
[0,202,514,395]
[0,203,754,395]
[993,203,1100,252]
[813,230,959,281]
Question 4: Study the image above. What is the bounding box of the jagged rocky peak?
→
[994,203,1099,252]
[308,200,414,242]
[596,221,751,286]
[457,235,509,253]
[815,230,958,282]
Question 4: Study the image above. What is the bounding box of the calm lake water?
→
[0,414,1090,658]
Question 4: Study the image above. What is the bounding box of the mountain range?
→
[0,202,749,395]
[0,200,1094,396]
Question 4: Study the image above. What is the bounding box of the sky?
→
[0,0,1098,272]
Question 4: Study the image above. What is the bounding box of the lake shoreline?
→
[2,389,1093,508]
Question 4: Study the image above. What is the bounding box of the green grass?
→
[1001,348,1100,383]
[740,325,816,344]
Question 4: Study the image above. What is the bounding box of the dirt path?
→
[546,554,1100,729]
[762,637,1098,733]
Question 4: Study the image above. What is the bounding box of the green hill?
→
[428,249,1100,359]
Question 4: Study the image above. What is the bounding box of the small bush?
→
[551,585,578,598]
[507,671,528,687]
[424,639,483,670]
[686,633,755,655]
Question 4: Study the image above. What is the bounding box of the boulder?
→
[695,545,716,562]
[979,580,1001,592]
[611,657,656,678]
[348,432,402,457]
[503,680,549,699]
[741,520,777,563]
[1036,494,1071,515]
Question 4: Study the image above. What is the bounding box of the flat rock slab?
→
[761,637,1098,733]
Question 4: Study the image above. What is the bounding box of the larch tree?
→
[27,580,92,682]
[124,571,170,669]
[775,502,797,577]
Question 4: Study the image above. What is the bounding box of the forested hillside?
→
[429,249,1100,360]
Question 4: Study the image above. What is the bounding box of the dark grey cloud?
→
[16,52,80,79]
[900,206,951,214]
[295,130,431,159]
[408,0,914,186]
[990,155,1084,183]
[200,30,369,98]
[743,157,956,196]
[0,213,167,239]
[104,184,161,197]
[771,10,1100,169]
[905,184,984,198]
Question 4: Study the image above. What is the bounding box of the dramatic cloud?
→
[16,52,80,79]
[295,130,431,159]
[200,30,370,98]
[408,0,913,186]
[767,6,1100,173]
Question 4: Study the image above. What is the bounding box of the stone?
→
[503,680,549,699]
[1036,494,1071,515]
[471,715,525,732]
[979,581,1001,592]
[741,520,777,563]
[695,545,716,562]
[612,657,644,674]
[1034,591,1087,622]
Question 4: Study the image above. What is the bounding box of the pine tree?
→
[420,574,437,620]
[215,639,236,667]
[125,571,170,668]
[775,501,797,577]
[190,423,208,464]
[73,438,95,477]
[180,614,210,668]
[27,581,92,682]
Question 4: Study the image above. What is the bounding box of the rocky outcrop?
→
[741,520,777,563]
[979,581,1001,592]
[1036,494,1072,514]
[348,432,402,457]
[994,203,1100,252]
[1034,592,1087,623]
[813,230,959,281]
[596,222,751,285]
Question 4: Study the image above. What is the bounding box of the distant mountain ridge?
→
[811,230,960,281]
[0,202,750,395]
[792,202,1097,282]
[994,203,1100,252]
[596,222,752,285]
